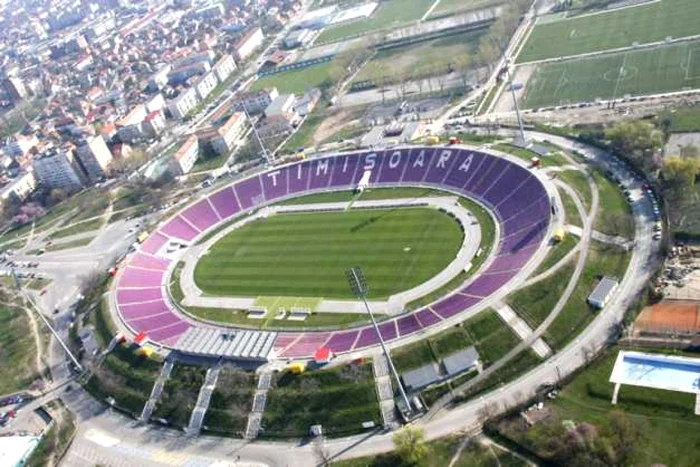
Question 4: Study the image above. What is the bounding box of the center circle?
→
[603,65,639,82]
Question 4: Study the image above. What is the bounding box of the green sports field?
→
[517,0,700,62]
[194,207,463,300]
[521,40,700,108]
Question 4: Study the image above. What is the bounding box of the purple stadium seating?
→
[401,148,436,183]
[329,154,361,187]
[147,321,190,342]
[234,175,264,210]
[354,327,380,348]
[377,149,407,183]
[260,167,289,201]
[488,244,539,273]
[280,333,331,358]
[463,270,519,297]
[140,232,169,255]
[397,314,422,337]
[117,287,164,305]
[119,267,165,289]
[129,253,170,271]
[182,200,220,232]
[209,187,241,220]
[308,158,334,190]
[416,308,442,327]
[160,216,200,242]
[379,320,398,341]
[432,293,480,319]
[287,161,312,194]
[128,312,182,331]
[119,300,170,320]
[325,331,359,353]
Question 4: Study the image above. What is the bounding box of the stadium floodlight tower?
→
[505,58,527,146]
[11,268,83,373]
[346,267,412,415]
[241,102,270,164]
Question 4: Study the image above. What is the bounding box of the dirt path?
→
[312,110,358,145]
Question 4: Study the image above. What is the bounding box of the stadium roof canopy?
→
[176,328,277,361]
[442,346,479,376]
[401,364,440,391]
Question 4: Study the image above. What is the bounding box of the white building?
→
[0,171,36,202]
[231,87,279,115]
[168,135,199,175]
[75,135,113,182]
[212,54,237,83]
[167,88,199,120]
[143,110,166,136]
[32,148,86,191]
[209,112,247,155]
[168,62,211,84]
[233,27,264,61]
[194,71,219,101]
[174,50,216,69]
[2,134,38,157]
[284,28,314,49]
[116,104,147,143]
[265,94,298,123]
[148,65,172,91]
[146,93,166,113]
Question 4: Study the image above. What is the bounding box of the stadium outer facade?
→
[110,145,555,362]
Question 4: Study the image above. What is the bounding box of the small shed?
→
[442,346,479,376]
[401,364,440,391]
[588,276,619,309]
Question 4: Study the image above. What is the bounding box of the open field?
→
[661,104,700,131]
[593,169,634,238]
[250,61,335,94]
[0,300,38,394]
[517,0,700,62]
[49,218,104,239]
[495,347,700,466]
[315,0,435,44]
[535,234,578,275]
[352,29,485,85]
[521,39,700,108]
[263,362,380,438]
[557,169,591,211]
[194,207,463,300]
[559,188,583,228]
[429,0,501,19]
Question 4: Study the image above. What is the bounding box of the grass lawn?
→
[496,347,700,467]
[315,0,435,43]
[84,344,162,418]
[429,0,501,19]
[250,61,335,94]
[152,363,207,428]
[662,104,700,132]
[521,39,700,108]
[494,143,568,167]
[558,187,583,228]
[534,233,578,275]
[463,309,520,367]
[0,301,39,393]
[593,169,634,238]
[262,362,380,438]
[392,339,436,372]
[557,169,591,211]
[194,207,463,300]
[202,367,255,437]
[517,0,700,62]
[281,110,326,152]
[353,29,486,85]
[509,261,576,329]
[49,218,104,239]
[543,241,630,350]
[42,237,94,252]
[277,187,453,206]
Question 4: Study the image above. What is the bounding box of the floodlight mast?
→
[346,267,412,415]
[505,60,527,145]
[11,268,83,372]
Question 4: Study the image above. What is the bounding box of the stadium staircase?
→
[245,370,272,439]
[140,359,174,422]
[372,355,399,428]
[186,364,222,435]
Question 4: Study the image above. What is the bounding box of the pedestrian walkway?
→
[496,304,551,359]
[186,365,221,435]
[140,359,174,422]
[245,370,272,439]
[372,354,399,428]
[567,225,632,248]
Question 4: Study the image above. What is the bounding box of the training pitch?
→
[520,40,700,108]
[517,0,700,63]
[193,207,464,300]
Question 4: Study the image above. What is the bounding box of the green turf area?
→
[509,261,577,329]
[152,363,207,428]
[41,236,94,252]
[494,143,568,167]
[517,0,700,62]
[280,109,326,152]
[84,344,162,418]
[521,39,700,108]
[333,433,528,467]
[557,169,591,211]
[276,187,452,206]
[558,188,583,228]
[0,300,39,393]
[49,218,104,239]
[315,0,435,43]
[463,309,521,367]
[202,368,255,437]
[495,347,700,467]
[194,207,463,299]
[250,61,335,94]
[352,30,486,85]
[543,241,630,350]
[262,362,380,438]
[429,0,500,19]
[534,233,578,275]
[593,169,634,238]
[661,104,700,132]
[392,339,436,372]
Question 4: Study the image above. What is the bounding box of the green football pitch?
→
[193,207,464,300]
[520,40,700,108]
[517,0,700,63]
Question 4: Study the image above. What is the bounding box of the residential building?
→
[201,112,247,155]
[75,135,113,182]
[167,88,199,120]
[193,71,219,100]
[212,54,237,82]
[168,135,199,176]
[0,171,36,203]
[143,110,166,136]
[293,88,322,116]
[2,76,28,101]
[32,147,86,191]
[148,65,172,91]
[146,93,166,113]
[233,27,264,61]
[116,104,147,143]
[231,87,279,114]
[174,51,216,69]
[265,94,298,124]
[284,28,313,49]
[3,134,38,157]
[168,62,212,84]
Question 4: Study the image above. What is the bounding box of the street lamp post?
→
[346,267,412,415]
